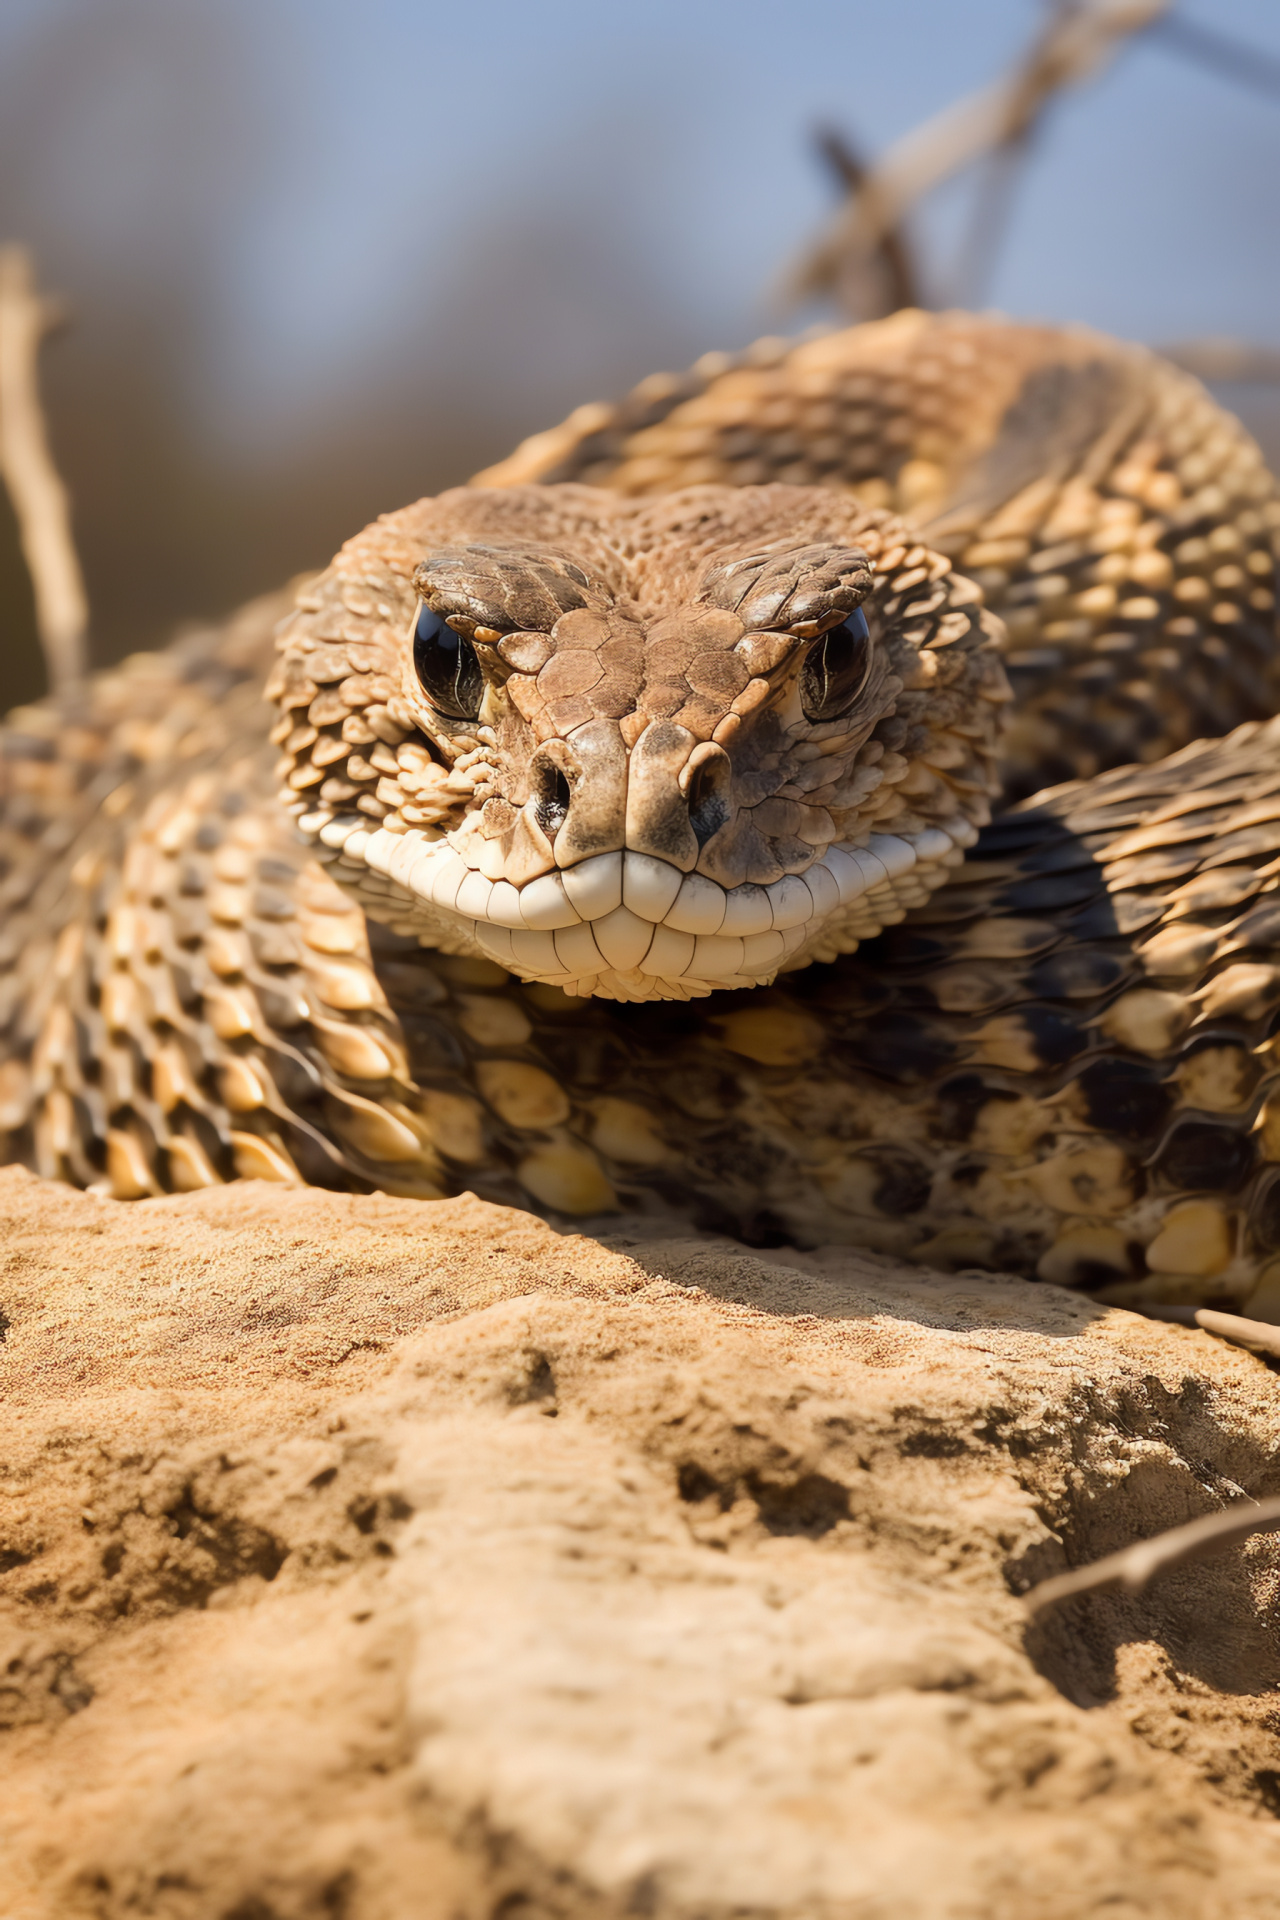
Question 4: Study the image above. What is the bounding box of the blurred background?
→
[2,0,1280,711]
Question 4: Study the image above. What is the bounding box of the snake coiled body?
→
[4,310,1280,1316]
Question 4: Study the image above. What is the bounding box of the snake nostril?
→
[686,757,730,848]
[533,762,573,838]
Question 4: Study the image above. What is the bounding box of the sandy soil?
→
[3,1165,1280,1918]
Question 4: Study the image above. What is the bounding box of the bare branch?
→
[1153,13,1280,103]
[811,126,920,318]
[1022,1495,1280,1617]
[1140,1302,1280,1356]
[1024,1306,1280,1613]
[780,0,1172,314]
[0,245,88,698]
[1158,338,1280,383]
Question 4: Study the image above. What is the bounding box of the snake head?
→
[269,484,1009,1001]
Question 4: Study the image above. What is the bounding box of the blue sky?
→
[5,0,1280,457]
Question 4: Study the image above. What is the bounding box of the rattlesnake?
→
[5,308,1280,1317]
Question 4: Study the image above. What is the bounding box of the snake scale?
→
[5,308,1280,1316]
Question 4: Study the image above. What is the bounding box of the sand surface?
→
[3,1165,1280,1917]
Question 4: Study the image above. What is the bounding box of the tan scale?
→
[3,315,1280,1311]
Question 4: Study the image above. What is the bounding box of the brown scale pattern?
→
[3,315,1280,1315]
[23,720,1280,1320]
[266,485,1003,912]
[482,311,1280,800]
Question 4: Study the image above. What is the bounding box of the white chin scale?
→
[306,814,976,1002]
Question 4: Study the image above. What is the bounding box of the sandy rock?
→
[2,1165,1280,1918]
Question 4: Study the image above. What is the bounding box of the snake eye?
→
[413,605,485,721]
[799,608,872,723]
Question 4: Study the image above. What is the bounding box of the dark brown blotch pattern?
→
[3,317,1280,1316]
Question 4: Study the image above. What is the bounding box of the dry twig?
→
[1141,1304,1280,1356]
[1025,1308,1280,1614]
[1158,338,1280,383]
[1153,11,1280,102]
[811,126,921,321]
[0,245,88,697]
[1022,1495,1280,1616]
[782,0,1172,316]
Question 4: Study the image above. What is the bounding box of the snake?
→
[4,308,1280,1317]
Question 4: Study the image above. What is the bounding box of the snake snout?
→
[530,719,629,870]
[623,721,708,870]
[529,751,574,840]
[681,745,732,849]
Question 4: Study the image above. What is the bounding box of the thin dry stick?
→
[1142,1305,1280,1358]
[1194,1308,1280,1356]
[1022,1495,1280,1617]
[812,126,920,320]
[1158,338,1280,383]
[780,0,1171,314]
[0,245,88,697]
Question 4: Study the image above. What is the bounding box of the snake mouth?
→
[312,817,969,1001]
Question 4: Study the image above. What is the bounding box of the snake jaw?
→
[20,307,1280,1281]
[273,482,1005,1000]
[303,817,975,1002]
